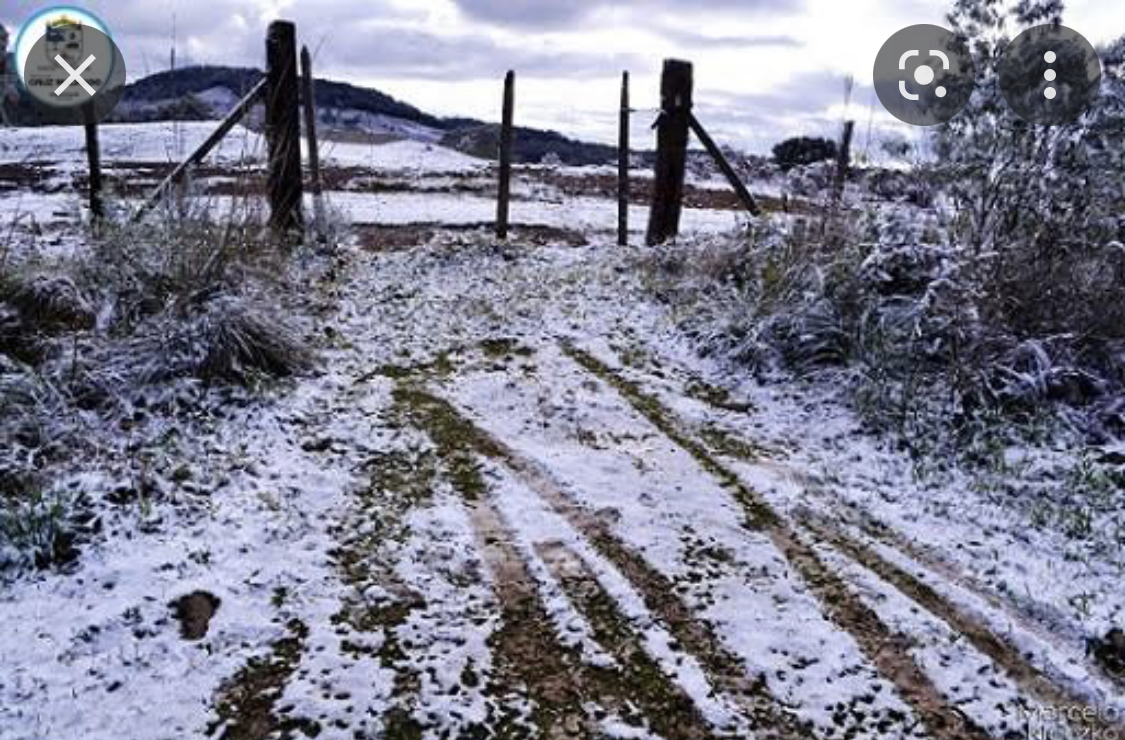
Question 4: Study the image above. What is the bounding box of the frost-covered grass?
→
[0,199,324,574]
[638,206,1125,569]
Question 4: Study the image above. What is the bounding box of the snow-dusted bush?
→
[0,206,322,573]
[645,192,1125,460]
[648,0,1125,455]
[88,295,315,391]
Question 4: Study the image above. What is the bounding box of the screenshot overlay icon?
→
[874,24,976,127]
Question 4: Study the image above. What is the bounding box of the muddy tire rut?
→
[396,378,739,738]
[565,343,1125,740]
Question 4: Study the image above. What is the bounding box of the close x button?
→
[16,10,126,125]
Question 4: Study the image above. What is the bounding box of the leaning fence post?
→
[688,113,759,216]
[265,20,303,235]
[300,45,326,237]
[496,70,515,240]
[84,120,104,222]
[618,71,630,247]
[646,59,693,246]
[133,78,267,222]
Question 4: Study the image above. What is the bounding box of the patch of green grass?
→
[479,337,533,361]
[208,619,320,740]
[683,379,755,414]
[390,386,502,502]
[0,487,79,572]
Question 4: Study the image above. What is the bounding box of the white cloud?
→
[2,0,1122,152]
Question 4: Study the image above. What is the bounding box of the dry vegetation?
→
[0,202,326,573]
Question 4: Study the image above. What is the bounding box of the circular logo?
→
[15,9,126,125]
[874,24,976,126]
[998,24,1100,126]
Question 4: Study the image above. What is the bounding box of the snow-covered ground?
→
[2,122,1123,740]
[0,122,749,255]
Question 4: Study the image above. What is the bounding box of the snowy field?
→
[1,122,1123,740]
[0,122,751,248]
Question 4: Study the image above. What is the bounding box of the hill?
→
[106,65,618,166]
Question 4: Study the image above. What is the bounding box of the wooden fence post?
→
[265,20,303,235]
[834,119,855,202]
[300,45,326,236]
[496,70,515,240]
[84,121,104,222]
[646,59,693,246]
[618,71,630,247]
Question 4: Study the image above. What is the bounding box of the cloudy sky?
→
[2,0,1123,152]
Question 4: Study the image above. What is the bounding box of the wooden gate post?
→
[618,71,630,247]
[265,20,303,235]
[496,70,515,240]
[300,45,326,236]
[646,59,693,246]
[84,120,104,222]
[834,119,855,202]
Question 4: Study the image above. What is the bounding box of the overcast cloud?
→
[2,0,1122,152]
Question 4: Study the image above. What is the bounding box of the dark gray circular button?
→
[874,24,976,126]
[999,24,1100,126]
[19,23,126,125]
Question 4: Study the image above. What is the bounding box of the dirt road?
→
[4,227,1122,740]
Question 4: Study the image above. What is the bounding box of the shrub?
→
[772,136,838,172]
[0,200,322,573]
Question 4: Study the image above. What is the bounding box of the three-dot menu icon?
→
[998,24,1101,125]
[1044,50,1057,99]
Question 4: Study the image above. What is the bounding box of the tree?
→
[772,136,838,171]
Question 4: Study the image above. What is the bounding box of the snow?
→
[329,190,743,235]
[0,122,266,167]
[316,137,486,173]
[2,120,1122,739]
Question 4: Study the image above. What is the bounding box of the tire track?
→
[800,509,1125,740]
[616,351,1106,676]
[396,376,814,738]
[612,349,1125,738]
[535,539,738,740]
[564,343,994,740]
[393,381,733,739]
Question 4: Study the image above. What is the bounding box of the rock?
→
[169,590,221,641]
[1088,628,1125,681]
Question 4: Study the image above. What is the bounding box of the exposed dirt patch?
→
[522,168,817,215]
[207,619,319,740]
[1090,628,1125,686]
[353,223,589,253]
[0,162,62,193]
[353,224,441,253]
[169,590,222,641]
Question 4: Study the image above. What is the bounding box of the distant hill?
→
[115,66,447,130]
[102,65,618,166]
